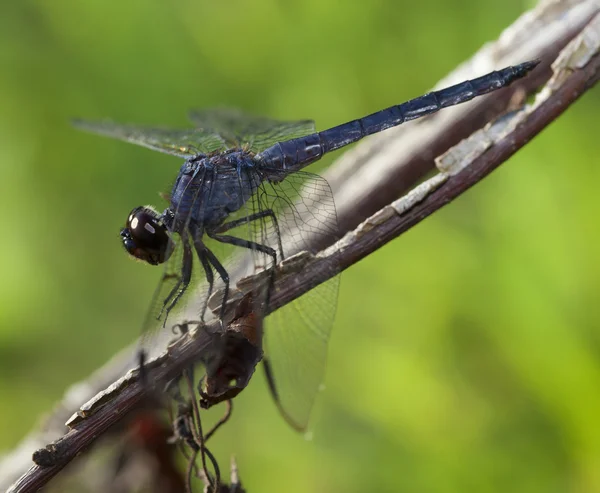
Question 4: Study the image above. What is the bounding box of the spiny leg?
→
[198,244,230,322]
[161,235,194,320]
[206,233,277,265]
[193,242,215,322]
[213,209,285,260]
[187,221,230,323]
[156,273,183,321]
[207,230,278,312]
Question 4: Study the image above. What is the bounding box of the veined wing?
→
[211,169,339,431]
[138,234,188,361]
[188,108,316,153]
[261,172,339,431]
[73,119,231,157]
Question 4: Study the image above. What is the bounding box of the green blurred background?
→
[2,0,600,491]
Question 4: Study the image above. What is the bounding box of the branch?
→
[325,0,599,246]
[5,5,600,493]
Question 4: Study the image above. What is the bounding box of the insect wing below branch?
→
[264,273,339,431]
[256,171,340,430]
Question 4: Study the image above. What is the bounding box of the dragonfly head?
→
[121,206,172,265]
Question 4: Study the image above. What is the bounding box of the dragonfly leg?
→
[199,245,230,322]
[213,209,284,260]
[155,275,182,321]
[193,245,214,322]
[206,231,278,311]
[162,236,194,320]
[187,221,229,323]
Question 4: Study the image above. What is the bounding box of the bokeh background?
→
[2,0,600,492]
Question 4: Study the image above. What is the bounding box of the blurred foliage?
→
[1,0,600,491]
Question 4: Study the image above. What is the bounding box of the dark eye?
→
[121,206,172,265]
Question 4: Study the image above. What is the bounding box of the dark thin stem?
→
[203,447,221,493]
[204,400,233,442]
[184,369,213,490]
[186,449,198,493]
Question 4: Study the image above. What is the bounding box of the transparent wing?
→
[261,172,339,431]
[213,170,339,430]
[73,119,231,157]
[265,276,339,431]
[188,108,316,153]
[139,236,187,361]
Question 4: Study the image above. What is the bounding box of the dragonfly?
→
[74,59,538,431]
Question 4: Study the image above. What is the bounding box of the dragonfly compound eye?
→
[121,206,172,265]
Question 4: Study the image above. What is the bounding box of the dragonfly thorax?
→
[168,150,263,231]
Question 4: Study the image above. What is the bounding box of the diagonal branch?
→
[5,6,600,493]
[323,0,600,247]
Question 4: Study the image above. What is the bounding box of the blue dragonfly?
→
[74,60,538,431]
